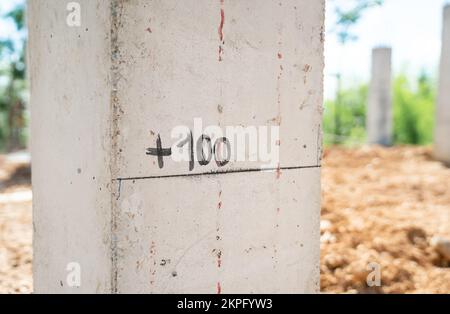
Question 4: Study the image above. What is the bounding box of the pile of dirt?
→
[321,146,450,293]
[0,156,32,293]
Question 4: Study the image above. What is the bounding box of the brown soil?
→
[0,156,32,293]
[0,146,449,293]
[321,146,450,293]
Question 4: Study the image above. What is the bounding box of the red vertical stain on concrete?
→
[218,2,225,61]
[217,282,222,294]
[274,28,284,164]
[218,9,225,41]
[216,190,223,269]
[276,163,282,179]
[218,46,223,62]
[216,250,222,268]
[275,57,283,128]
[149,241,156,255]
[149,241,157,285]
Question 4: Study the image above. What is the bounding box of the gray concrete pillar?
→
[29,0,324,293]
[435,5,450,165]
[367,47,392,146]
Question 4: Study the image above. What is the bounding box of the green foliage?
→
[0,1,27,151]
[392,73,435,145]
[323,72,436,146]
[6,5,25,31]
[333,0,384,44]
[0,39,14,57]
[323,84,368,146]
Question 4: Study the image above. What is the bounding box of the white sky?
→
[1,0,449,100]
[0,0,25,60]
[325,0,450,99]
[0,0,23,35]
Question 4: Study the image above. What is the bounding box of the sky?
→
[325,0,450,99]
[0,0,23,39]
[1,0,449,99]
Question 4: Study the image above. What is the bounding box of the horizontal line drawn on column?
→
[114,165,321,181]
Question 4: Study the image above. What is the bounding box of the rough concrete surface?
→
[29,0,324,293]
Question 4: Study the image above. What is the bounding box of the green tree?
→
[323,84,368,146]
[0,1,27,151]
[323,72,436,146]
[393,72,435,145]
[333,0,384,44]
[329,0,384,144]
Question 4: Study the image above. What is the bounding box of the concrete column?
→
[29,0,324,293]
[435,5,450,165]
[367,47,392,146]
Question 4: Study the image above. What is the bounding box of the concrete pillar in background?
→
[367,47,392,146]
[29,0,324,293]
[435,4,450,165]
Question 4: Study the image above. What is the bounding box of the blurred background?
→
[324,0,442,146]
[0,0,449,293]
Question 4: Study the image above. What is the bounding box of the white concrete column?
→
[435,5,450,165]
[29,0,324,293]
[367,47,392,146]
